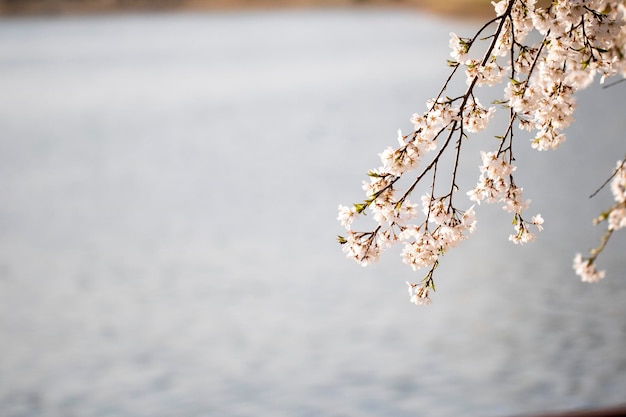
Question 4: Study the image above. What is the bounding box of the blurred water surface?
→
[0,9,625,417]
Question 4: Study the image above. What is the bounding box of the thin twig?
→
[602,78,625,89]
[589,156,626,199]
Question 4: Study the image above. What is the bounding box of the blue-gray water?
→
[0,9,625,417]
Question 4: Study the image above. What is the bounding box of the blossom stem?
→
[589,156,626,199]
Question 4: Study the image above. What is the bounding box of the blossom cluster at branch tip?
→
[573,253,606,283]
[407,282,431,306]
[339,0,626,305]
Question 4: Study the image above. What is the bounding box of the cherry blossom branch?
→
[338,0,626,305]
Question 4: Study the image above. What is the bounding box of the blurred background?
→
[0,0,494,18]
[0,1,625,417]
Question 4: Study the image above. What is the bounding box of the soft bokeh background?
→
[0,3,625,417]
[0,0,495,19]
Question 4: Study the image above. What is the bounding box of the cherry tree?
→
[337,0,626,305]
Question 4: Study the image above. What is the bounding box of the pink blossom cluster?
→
[498,0,626,151]
[467,151,544,244]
